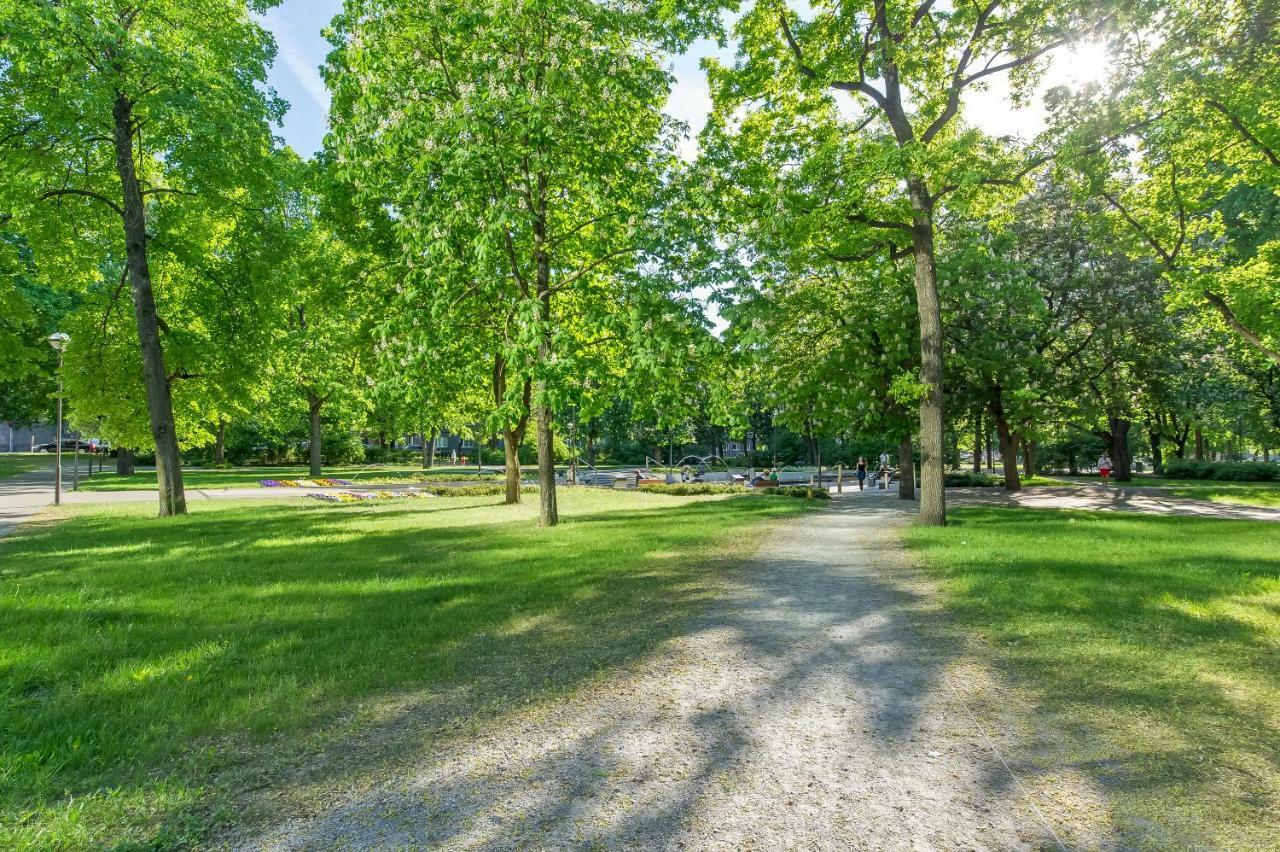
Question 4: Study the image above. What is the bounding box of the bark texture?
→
[989,391,1022,492]
[908,179,946,525]
[898,436,915,500]
[214,419,226,466]
[116,448,135,476]
[307,393,323,478]
[113,93,185,516]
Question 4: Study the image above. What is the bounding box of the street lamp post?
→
[47,332,70,506]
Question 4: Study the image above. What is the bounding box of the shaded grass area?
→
[0,490,809,849]
[0,454,52,480]
[75,464,498,492]
[905,508,1280,848]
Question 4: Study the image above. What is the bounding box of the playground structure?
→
[560,453,902,491]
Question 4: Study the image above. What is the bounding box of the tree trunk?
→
[214,419,226,466]
[112,92,185,517]
[492,355,531,506]
[1109,417,1133,481]
[1068,449,1078,476]
[503,428,523,504]
[422,432,433,469]
[1172,423,1189,459]
[908,178,946,525]
[989,391,1022,492]
[533,195,558,526]
[116,447,135,476]
[536,400,557,526]
[1022,438,1037,479]
[307,392,323,478]
[1148,428,1165,475]
[898,435,915,500]
[972,412,982,474]
[985,427,994,472]
[1194,426,1205,460]
[815,441,823,496]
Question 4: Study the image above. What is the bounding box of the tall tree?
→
[704,0,1119,524]
[326,0,691,526]
[0,0,283,515]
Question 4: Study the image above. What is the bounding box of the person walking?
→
[856,456,868,491]
[1098,452,1113,485]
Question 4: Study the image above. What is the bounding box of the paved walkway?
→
[951,484,1280,522]
[240,497,1103,850]
[0,468,56,538]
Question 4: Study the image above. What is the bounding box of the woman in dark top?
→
[856,456,868,491]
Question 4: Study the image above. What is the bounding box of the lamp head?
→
[47,332,70,352]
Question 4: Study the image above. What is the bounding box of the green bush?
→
[945,471,1001,487]
[768,485,831,499]
[423,484,537,498]
[638,483,750,496]
[364,446,418,465]
[1162,459,1279,482]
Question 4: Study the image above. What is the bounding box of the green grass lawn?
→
[905,508,1280,848]
[0,453,52,480]
[0,489,809,849]
[1158,480,1280,509]
[74,464,499,492]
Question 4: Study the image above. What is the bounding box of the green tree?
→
[1053,0,1280,365]
[0,0,283,515]
[704,0,1118,524]
[326,0,695,525]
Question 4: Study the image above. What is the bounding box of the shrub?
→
[638,483,750,496]
[1162,459,1279,482]
[364,446,418,465]
[768,485,831,499]
[423,484,537,498]
[945,471,1000,487]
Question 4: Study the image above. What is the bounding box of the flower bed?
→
[261,478,355,488]
[308,489,434,503]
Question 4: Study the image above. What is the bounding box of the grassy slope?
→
[905,508,1280,848]
[0,490,808,849]
[74,464,498,492]
[0,454,52,480]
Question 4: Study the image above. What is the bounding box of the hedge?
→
[944,472,1001,487]
[638,483,749,496]
[1161,459,1279,482]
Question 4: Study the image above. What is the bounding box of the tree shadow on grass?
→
[0,495,814,847]
[224,502,1060,851]
[910,507,1280,848]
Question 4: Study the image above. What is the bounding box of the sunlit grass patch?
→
[905,507,1280,848]
[0,489,809,848]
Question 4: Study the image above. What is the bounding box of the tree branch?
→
[1204,98,1280,169]
[1203,290,1280,366]
[38,187,123,216]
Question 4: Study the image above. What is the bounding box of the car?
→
[36,439,108,453]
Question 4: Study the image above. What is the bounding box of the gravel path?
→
[240,497,1107,850]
